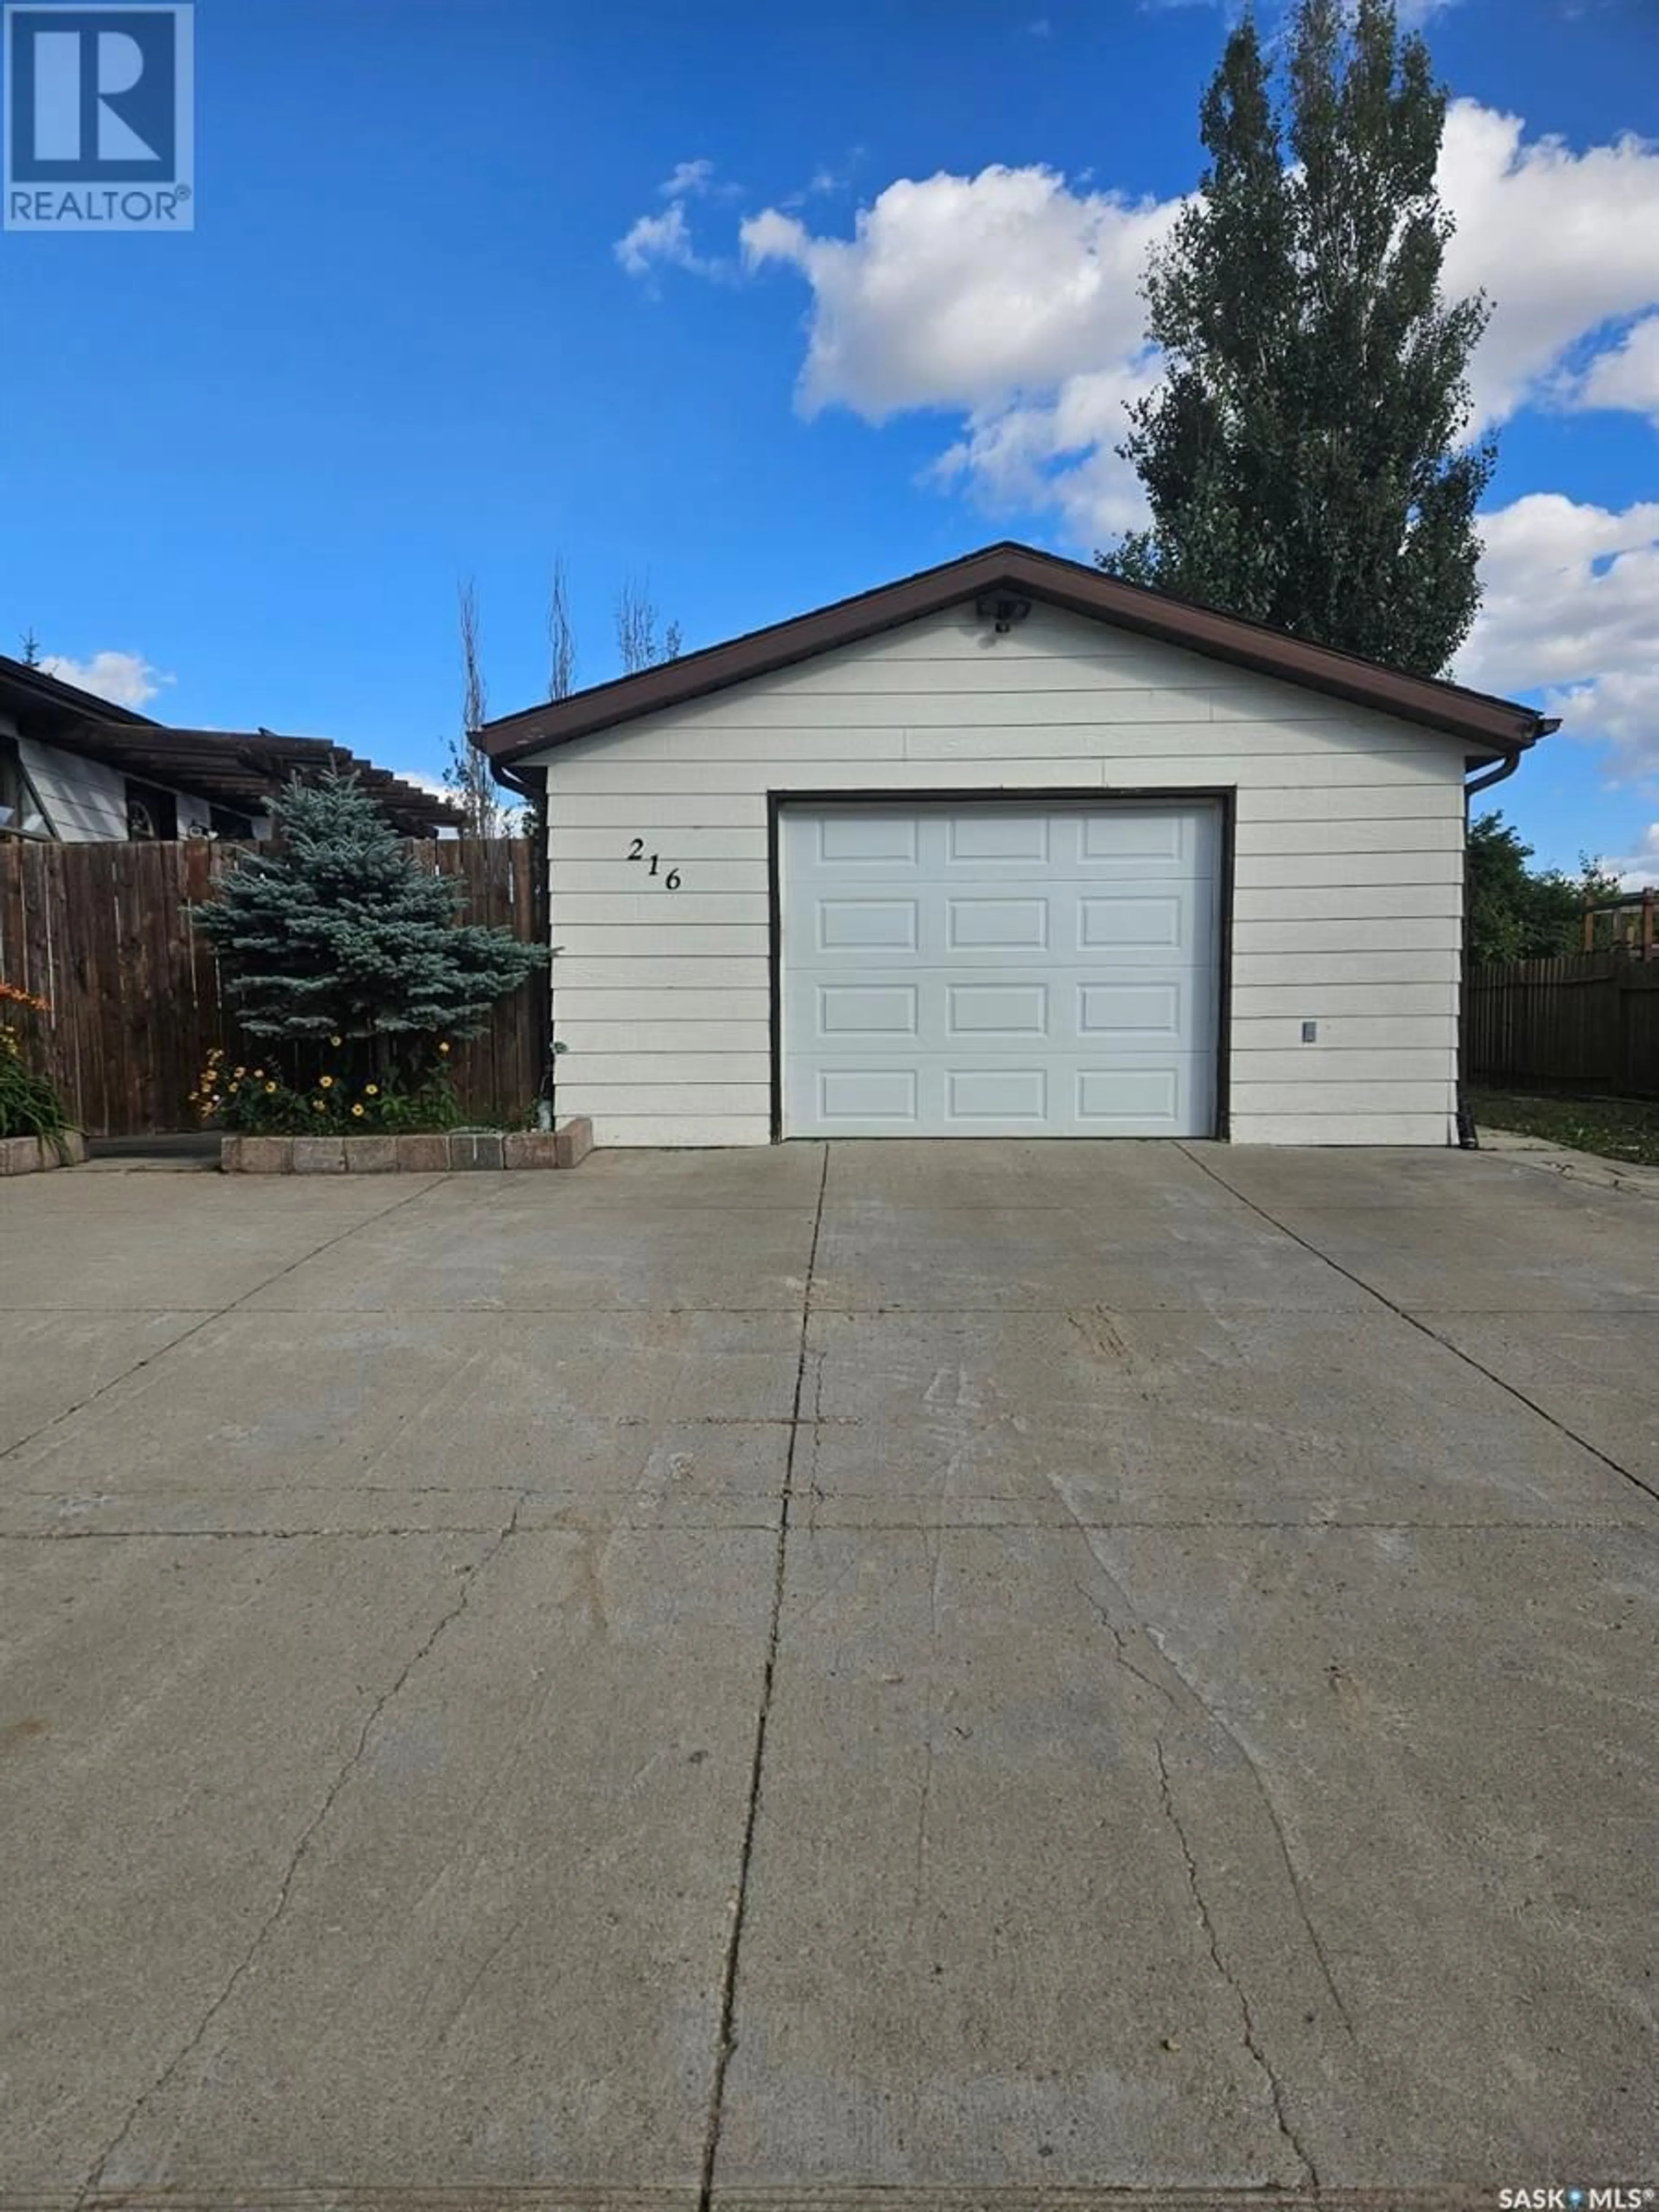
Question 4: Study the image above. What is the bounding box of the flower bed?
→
[220,1119,592,1173]
[2,980,80,1171]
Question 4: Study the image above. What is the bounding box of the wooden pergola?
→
[51,720,464,836]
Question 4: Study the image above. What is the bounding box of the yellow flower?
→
[312,1099,326,1113]
[264,1081,277,1095]
[318,1074,334,1090]
[252,1068,265,1081]
[351,1103,365,1119]
[233,1066,245,1079]
[437,1041,450,1056]
[329,1033,342,1047]
[364,1084,379,1098]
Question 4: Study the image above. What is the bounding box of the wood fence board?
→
[0,836,544,1137]
[1467,950,1659,1099]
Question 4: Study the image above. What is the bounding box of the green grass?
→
[1470,1087,1659,1168]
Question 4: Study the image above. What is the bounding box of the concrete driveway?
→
[2,1141,1654,2208]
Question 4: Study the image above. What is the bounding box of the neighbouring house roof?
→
[478,540,1553,771]
[0,655,464,835]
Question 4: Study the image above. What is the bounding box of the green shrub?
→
[0,982,73,1154]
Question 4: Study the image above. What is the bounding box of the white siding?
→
[530,602,1472,1148]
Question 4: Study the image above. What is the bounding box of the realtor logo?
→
[4,4,193,229]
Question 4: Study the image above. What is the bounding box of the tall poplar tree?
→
[1100,0,1494,677]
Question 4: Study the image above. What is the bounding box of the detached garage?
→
[480,543,1549,1149]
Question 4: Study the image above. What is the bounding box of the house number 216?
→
[626,838,680,890]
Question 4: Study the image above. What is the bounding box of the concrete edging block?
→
[217,1123,594,1172]
[394,1134,450,1172]
[553,1116,594,1169]
[292,1137,346,1175]
[345,1136,399,1173]
[502,1131,560,1170]
[0,1131,85,1175]
[449,1131,505,1171]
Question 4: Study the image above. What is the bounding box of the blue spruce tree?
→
[193,773,546,1089]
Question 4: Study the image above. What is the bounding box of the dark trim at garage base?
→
[766,788,1237,1145]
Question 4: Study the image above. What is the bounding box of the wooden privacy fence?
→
[1466,951,1659,1100]
[0,836,545,1138]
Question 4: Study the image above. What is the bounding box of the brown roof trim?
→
[479,540,1548,767]
[0,652,158,727]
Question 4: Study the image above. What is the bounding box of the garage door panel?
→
[783,802,1220,1138]
[1076,981,1183,1043]
[1077,809,1192,864]
[817,813,918,864]
[817,898,919,951]
[817,1068,919,1124]
[1077,891,1187,949]
[945,983,1051,1038]
[947,812,1051,863]
[816,985,921,1038]
[947,897,1050,951]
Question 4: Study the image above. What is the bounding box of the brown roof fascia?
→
[0,653,159,728]
[478,542,1548,767]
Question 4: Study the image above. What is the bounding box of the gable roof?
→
[0,655,464,835]
[478,540,1551,770]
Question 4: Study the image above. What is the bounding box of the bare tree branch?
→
[459,576,488,737]
[548,555,576,702]
[446,575,509,836]
[615,573,683,675]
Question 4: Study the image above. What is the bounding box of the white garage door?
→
[781,801,1221,1138]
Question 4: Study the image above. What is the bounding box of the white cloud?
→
[728,104,1659,539]
[615,201,721,282]
[741,165,1178,530]
[660,158,717,199]
[1439,102,1659,426]
[741,167,1176,420]
[38,649,173,709]
[1560,311,1659,422]
[1455,494,1659,785]
[1603,823,1659,890]
[618,161,740,283]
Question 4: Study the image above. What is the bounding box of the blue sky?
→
[2,0,1656,877]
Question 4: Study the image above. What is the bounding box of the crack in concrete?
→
[1,1524,509,1540]
[75,1492,526,2202]
[1,1177,451,1470]
[1071,1579,1177,1708]
[1176,1143,1659,1513]
[1065,1521,1356,2043]
[1154,1738,1319,2193]
[908,1728,937,1948]
[696,1144,830,2212]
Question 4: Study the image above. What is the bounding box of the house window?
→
[0,737,50,837]
[125,781,178,840]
